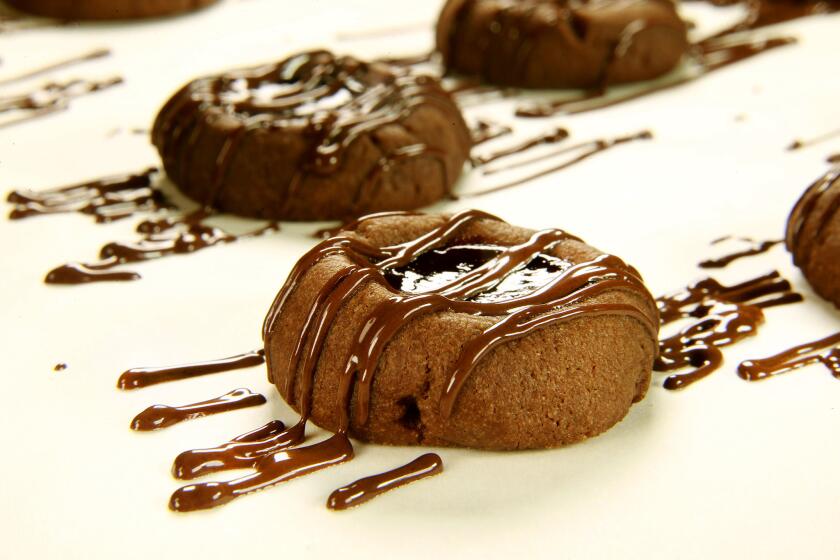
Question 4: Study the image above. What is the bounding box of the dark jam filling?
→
[383,244,571,302]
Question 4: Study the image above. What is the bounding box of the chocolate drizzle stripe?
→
[7,168,162,223]
[654,271,803,389]
[472,127,569,166]
[738,332,840,381]
[327,453,443,511]
[130,388,266,431]
[788,128,840,151]
[463,131,653,197]
[169,432,353,512]
[118,350,265,390]
[699,239,782,268]
[172,420,307,481]
[0,48,110,87]
[470,119,513,146]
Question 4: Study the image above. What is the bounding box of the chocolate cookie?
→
[4,0,217,19]
[786,168,840,308]
[152,50,471,221]
[263,211,659,450]
[436,0,689,89]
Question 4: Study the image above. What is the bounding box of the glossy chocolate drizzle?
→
[327,453,443,511]
[471,127,568,166]
[699,237,782,268]
[7,168,163,223]
[654,271,802,389]
[464,131,653,197]
[701,0,840,38]
[131,388,266,432]
[738,331,840,381]
[53,363,67,372]
[786,168,840,268]
[0,48,110,87]
[118,350,265,390]
[515,36,795,118]
[0,76,122,130]
[470,118,513,146]
[44,210,279,285]
[152,50,468,216]
[788,127,840,151]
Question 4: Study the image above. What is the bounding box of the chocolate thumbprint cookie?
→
[786,168,840,308]
[436,0,689,89]
[4,0,218,19]
[263,211,659,450]
[152,50,471,221]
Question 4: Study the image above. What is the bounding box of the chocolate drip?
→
[654,271,803,389]
[699,238,782,268]
[788,128,840,151]
[44,212,279,285]
[472,127,568,166]
[0,48,109,87]
[7,168,163,223]
[786,168,840,268]
[828,154,840,164]
[172,420,308,480]
[170,432,353,512]
[327,453,443,511]
[53,363,67,372]
[130,388,266,432]
[118,350,265,390]
[462,131,652,197]
[470,119,513,146]
[701,0,839,39]
[0,76,122,130]
[152,50,468,215]
[738,331,840,381]
[516,36,795,118]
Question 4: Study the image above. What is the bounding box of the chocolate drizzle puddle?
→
[470,118,512,146]
[516,36,795,118]
[327,453,443,511]
[0,76,123,130]
[788,127,840,151]
[462,131,652,197]
[0,48,110,87]
[471,127,568,166]
[738,331,840,381]
[130,388,266,432]
[44,210,279,285]
[118,350,265,390]
[699,237,782,268]
[7,168,163,223]
[654,271,803,389]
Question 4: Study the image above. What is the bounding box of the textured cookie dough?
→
[264,212,660,450]
[152,50,471,221]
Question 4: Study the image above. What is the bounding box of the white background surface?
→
[1,1,839,558]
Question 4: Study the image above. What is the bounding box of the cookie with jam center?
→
[786,168,840,308]
[436,0,689,89]
[152,50,471,221]
[4,0,217,19]
[263,211,660,450]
